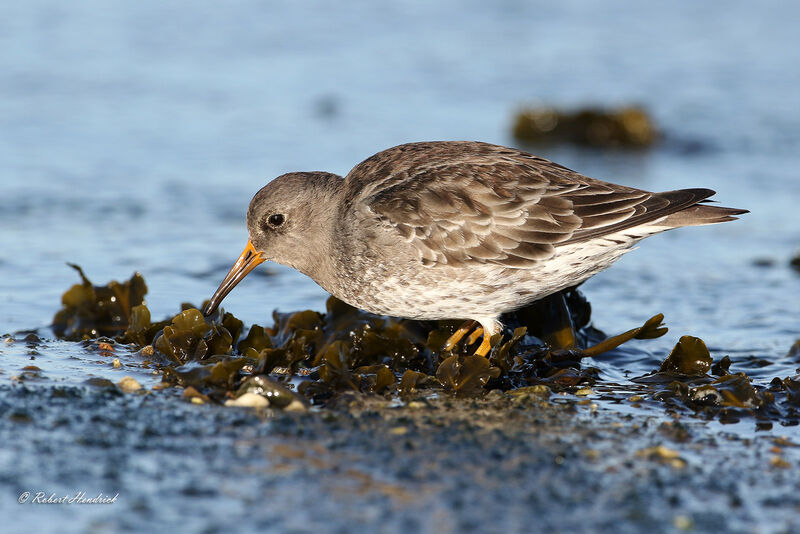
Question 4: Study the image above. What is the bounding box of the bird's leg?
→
[442,320,479,352]
[442,319,501,357]
[466,327,484,345]
[473,332,493,357]
[473,319,502,357]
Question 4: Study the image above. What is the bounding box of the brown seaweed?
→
[512,106,657,148]
[51,266,800,424]
[658,335,712,375]
[53,264,147,340]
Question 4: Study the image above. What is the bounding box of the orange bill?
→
[203,240,265,316]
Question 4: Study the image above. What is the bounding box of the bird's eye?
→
[267,213,285,227]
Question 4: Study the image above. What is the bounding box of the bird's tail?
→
[662,196,749,227]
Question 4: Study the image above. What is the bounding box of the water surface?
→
[1,1,799,532]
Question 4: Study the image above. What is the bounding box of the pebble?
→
[182,386,209,404]
[225,392,269,408]
[118,376,143,393]
[284,400,308,413]
[770,456,791,469]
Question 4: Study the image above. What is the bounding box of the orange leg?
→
[442,320,498,357]
[473,332,493,357]
[442,320,478,352]
[466,327,484,345]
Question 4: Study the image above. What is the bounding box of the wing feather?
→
[343,141,716,268]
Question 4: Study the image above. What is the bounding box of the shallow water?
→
[2,1,800,532]
[3,0,797,390]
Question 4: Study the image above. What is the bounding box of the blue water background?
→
[1,0,798,372]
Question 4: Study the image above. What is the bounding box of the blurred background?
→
[2,3,800,532]
[1,0,798,357]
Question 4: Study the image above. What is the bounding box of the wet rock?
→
[770,456,791,469]
[225,392,269,409]
[23,333,41,344]
[181,386,210,404]
[8,410,33,424]
[507,385,551,402]
[512,106,657,148]
[635,445,686,469]
[118,376,143,393]
[235,375,307,411]
[84,377,117,389]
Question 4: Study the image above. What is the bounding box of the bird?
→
[203,141,746,356]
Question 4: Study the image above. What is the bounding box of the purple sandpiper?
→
[204,141,746,355]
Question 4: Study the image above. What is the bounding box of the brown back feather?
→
[344,141,739,268]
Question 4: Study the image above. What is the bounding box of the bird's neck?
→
[285,176,344,287]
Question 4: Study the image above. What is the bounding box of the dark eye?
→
[267,213,285,227]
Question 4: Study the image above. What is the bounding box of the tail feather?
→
[662,200,749,228]
[565,187,746,245]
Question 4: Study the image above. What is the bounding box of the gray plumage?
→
[207,141,747,341]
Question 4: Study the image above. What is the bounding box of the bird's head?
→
[203,171,343,316]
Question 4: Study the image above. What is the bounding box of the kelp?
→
[512,106,657,148]
[53,264,147,340]
[50,266,800,424]
[658,335,712,375]
[790,251,800,273]
[152,308,241,364]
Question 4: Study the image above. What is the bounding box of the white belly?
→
[330,225,668,322]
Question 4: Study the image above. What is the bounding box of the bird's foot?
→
[466,327,484,345]
[442,320,479,352]
[442,320,497,357]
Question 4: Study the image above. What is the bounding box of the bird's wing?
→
[345,141,712,268]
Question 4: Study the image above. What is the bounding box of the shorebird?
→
[204,141,746,356]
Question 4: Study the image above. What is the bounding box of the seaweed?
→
[152,308,239,364]
[658,335,712,375]
[790,251,800,273]
[512,106,657,148]
[436,354,501,396]
[53,264,147,340]
[50,265,800,425]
